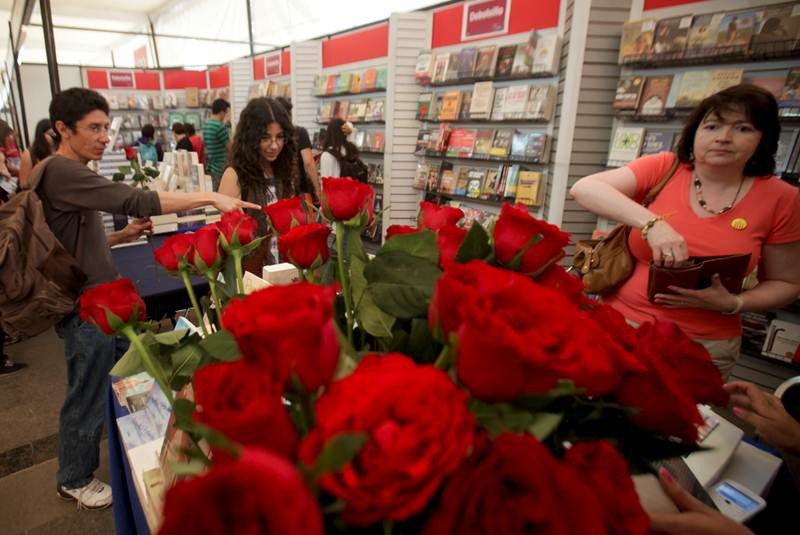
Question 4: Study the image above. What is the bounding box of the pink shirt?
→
[605,151,800,340]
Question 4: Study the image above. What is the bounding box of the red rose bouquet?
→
[88,191,729,534]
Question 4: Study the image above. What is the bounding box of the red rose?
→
[436,224,467,269]
[298,354,474,527]
[536,264,586,302]
[159,448,323,535]
[564,441,650,535]
[154,233,195,272]
[79,278,146,335]
[493,203,570,274]
[264,197,311,235]
[124,146,136,160]
[278,223,331,269]
[423,433,606,535]
[222,282,339,393]
[193,360,298,463]
[191,225,224,271]
[321,177,374,223]
[217,211,258,247]
[430,261,640,401]
[418,201,464,231]
[583,302,639,353]
[385,224,420,240]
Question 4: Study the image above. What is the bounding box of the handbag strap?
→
[641,154,680,207]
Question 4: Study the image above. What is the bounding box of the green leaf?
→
[238,235,267,257]
[365,251,441,319]
[110,343,144,377]
[170,343,203,378]
[528,412,564,440]
[455,223,492,263]
[133,173,146,183]
[350,252,368,307]
[118,165,132,174]
[346,227,368,263]
[198,331,241,362]
[154,329,188,346]
[379,230,439,263]
[169,459,207,477]
[406,318,439,364]
[221,255,238,298]
[312,432,368,478]
[357,289,396,338]
[111,172,125,182]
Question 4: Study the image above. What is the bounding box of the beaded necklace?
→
[692,171,745,215]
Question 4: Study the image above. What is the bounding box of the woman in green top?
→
[218,97,298,274]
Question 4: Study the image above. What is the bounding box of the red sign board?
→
[265,53,281,77]
[109,71,134,88]
[461,0,511,41]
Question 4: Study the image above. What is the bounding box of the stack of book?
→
[417,83,555,122]
[247,80,291,100]
[313,67,388,96]
[316,98,386,123]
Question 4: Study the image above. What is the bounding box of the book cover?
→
[458,47,478,79]
[454,167,471,196]
[445,52,461,81]
[531,33,560,74]
[525,86,555,120]
[495,45,517,77]
[491,87,508,121]
[620,19,656,62]
[354,100,369,122]
[665,72,682,110]
[494,165,509,197]
[685,13,724,57]
[675,71,711,108]
[614,76,645,110]
[466,169,486,198]
[473,130,495,159]
[459,91,473,121]
[346,100,362,122]
[779,68,800,107]
[432,55,450,84]
[369,99,385,121]
[429,93,446,121]
[446,128,477,158]
[716,10,763,52]
[415,50,435,84]
[337,72,352,94]
[350,72,363,93]
[363,68,378,90]
[414,162,430,190]
[335,101,350,120]
[482,168,500,199]
[525,133,549,163]
[376,68,388,89]
[652,16,692,57]
[510,131,529,160]
[502,164,521,198]
[474,46,498,78]
[371,132,385,152]
[439,169,457,194]
[511,41,533,76]
[107,95,120,110]
[439,91,463,121]
[745,75,787,98]
[640,131,676,156]
[490,129,513,158]
[515,170,543,206]
[435,123,453,152]
[127,95,138,109]
[762,319,800,363]
[775,129,799,172]
[708,69,743,96]
[427,163,442,192]
[417,92,433,120]
[313,74,326,95]
[638,76,673,116]
[503,85,530,120]
[751,5,800,53]
[326,74,338,95]
[608,127,645,165]
[415,129,432,155]
[470,81,495,119]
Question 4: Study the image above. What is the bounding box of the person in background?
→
[44,87,258,510]
[203,98,231,190]
[135,124,163,163]
[570,85,800,380]
[275,96,321,202]
[19,118,57,187]
[0,120,20,199]
[171,122,194,152]
[320,117,359,178]
[186,123,205,164]
[218,97,298,274]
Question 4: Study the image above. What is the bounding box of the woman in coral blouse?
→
[571,85,800,379]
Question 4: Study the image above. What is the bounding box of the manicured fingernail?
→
[658,467,673,483]
[733,407,744,416]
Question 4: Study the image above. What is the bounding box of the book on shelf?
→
[638,75,673,116]
[371,132,385,153]
[417,92,433,120]
[415,50,435,84]
[445,52,462,82]
[353,130,366,150]
[137,95,151,111]
[337,73,352,94]
[652,16,693,56]
[458,47,478,79]
[608,127,645,166]
[532,33,560,74]
[429,93,445,121]
[446,128,477,159]
[640,131,676,156]
[665,72,682,110]
[778,68,800,108]
[776,129,800,173]
[482,168,500,199]
[675,71,711,109]
[376,68,388,89]
[761,319,800,364]
[335,101,350,120]
[426,163,442,193]
[685,13,725,57]
[503,85,530,120]
[434,123,453,153]
[350,72,363,93]
[490,129,513,159]
[470,81,495,120]
[466,168,486,198]
[454,167,471,196]
[745,75,787,99]
[363,68,378,91]
[614,76,645,110]
[127,95,138,109]
[708,69,743,96]
[107,95,120,110]
[495,45,517,77]
[494,165,509,197]
[502,164,521,198]
[715,10,763,54]
[370,99,386,121]
[515,170,543,206]
[510,131,528,160]
[474,46,498,78]
[414,162,430,190]
[751,5,800,54]
[459,91,473,121]
[525,133,550,163]
[319,102,333,123]
[439,91,463,121]
[355,100,370,122]
[432,55,450,84]
[313,75,327,96]
[620,18,656,62]
[325,74,338,95]
[473,129,495,159]
[185,88,199,107]
[511,40,533,76]
[345,101,361,122]
[525,86,555,120]
[491,87,508,121]
[439,168,457,194]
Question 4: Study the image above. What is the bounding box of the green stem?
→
[122,326,174,405]
[232,250,245,296]
[433,345,450,370]
[208,279,224,330]
[180,270,209,337]
[335,222,354,345]
[300,392,316,433]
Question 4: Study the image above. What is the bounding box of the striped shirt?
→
[202,118,229,179]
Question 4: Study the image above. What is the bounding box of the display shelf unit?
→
[621,39,799,69]
[419,71,558,88]
[312,88,387,98]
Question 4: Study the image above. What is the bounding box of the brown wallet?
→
[647,253,751,302]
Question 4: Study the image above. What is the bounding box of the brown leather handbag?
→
[572,156,680,294]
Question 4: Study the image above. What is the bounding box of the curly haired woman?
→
[219,97,299,273]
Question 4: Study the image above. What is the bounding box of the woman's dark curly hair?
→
[676,84,780,177]
[30,119,56,165]
[229,97,298,203]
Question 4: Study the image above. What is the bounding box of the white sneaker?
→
[57,478,113,510]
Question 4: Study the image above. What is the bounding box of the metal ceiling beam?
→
[39,0,60,96]
[7,20,30,149]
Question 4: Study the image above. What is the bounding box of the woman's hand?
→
[649,468,754,535]
[724,381,800,456]
[646,219,689,267]
[654,274,740,312]
[210,192,260,213]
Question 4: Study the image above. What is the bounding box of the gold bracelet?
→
[723,294,744,315]
[640,216,663,242]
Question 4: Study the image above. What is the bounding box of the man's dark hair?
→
[141,124,155,138]
[171,122,186,135]
[186,123,196,136]
[276,96,293,114]
[49,87,109,143]
[212,98,230,115]
[676,84,780,177]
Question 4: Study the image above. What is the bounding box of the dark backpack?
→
[0,157,86,338]
[328,149,369,183]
